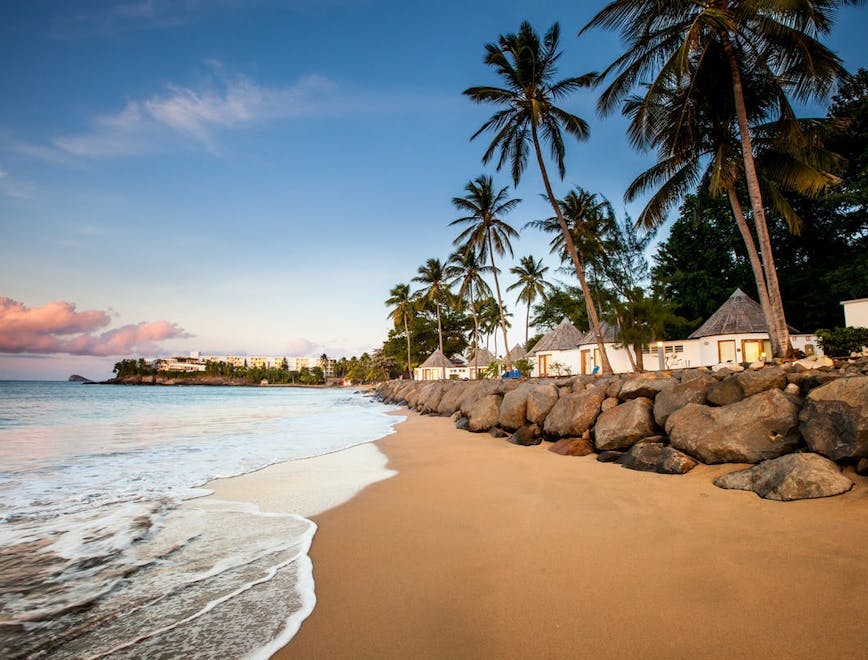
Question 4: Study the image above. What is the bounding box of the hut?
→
[575,322,635,374]
[466,347,496,379]
[414,349,457,381]
[527,318,584,376]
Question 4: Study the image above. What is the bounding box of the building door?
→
[742,339,765,363]
[538,354,548,376]
[580,350,591,374]
[718,340,737,363]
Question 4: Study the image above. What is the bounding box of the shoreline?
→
[270,407,868,659]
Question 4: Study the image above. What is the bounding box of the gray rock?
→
[653,374,714,427]
[507,424,542,446]
[455,416,469,431]
[498,384,532,431]
[799,376,868,461]
[706,377,744,406]
[713,453,854,501]
[666,389,801,464]
[594,397,656,451]
[736,366,787,397]
[596,451,625,463]
[619,376,676,401]
[467,394,503,432]
[619,443,698,475]
[526,384,560,424]
[548,437,594,456]
[543,386,606,438]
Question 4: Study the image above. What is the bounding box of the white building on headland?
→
[156,353,336,375]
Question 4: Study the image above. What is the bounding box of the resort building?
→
[575,322,636,375]
[526,318,584,376]
[415,349,462,381]
[506,344,527,365]
[465,347,496,380]
[842,297,868,328]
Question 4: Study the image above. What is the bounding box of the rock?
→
[526,385,560,424]
[619,376,675,401]
[666,389,801,464]
[543,386,606,438]
[437,382,469,415]
[548,437,594,456]
[450,411,462,422]
[706,377,744,406]
[653,374,714,427]
[619,443,698,475]
[748,361,765,371]
[736,366,787,397]
[606,379,623,398]
[507,424,542,446]
[489,427,510,438]
[794,355,835,371]
[601,397,619,412]
[786,371,840,395]
[857,458,868,476]
[594,397,656,451]
[596,451,625,463]
[799,376,868,461]
[68,374,93,383]
[713,362,744,373]
[498,384,532,431]
[713,453,854,501]
[455,416,469,431]
[784,383,800,396]
[467,394,502,432]
[418,383,445,413]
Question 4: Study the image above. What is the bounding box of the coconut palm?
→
[445,246,493,378]
[450,175,520,370]
[583,0,858,357]
[463,21,613,373]
[412,258,450,379]
[507,256,552,345]
[385,283,417,379]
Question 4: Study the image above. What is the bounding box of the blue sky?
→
[1,1,866,380]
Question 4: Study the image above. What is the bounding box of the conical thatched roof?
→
[507,344,527,361]
[417,349,455,369]
[689,289,769,338]
[467,347,496,366]
[578,321,619,345]
[527,318,583,355]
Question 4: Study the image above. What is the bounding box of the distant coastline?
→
[100,374,340,388]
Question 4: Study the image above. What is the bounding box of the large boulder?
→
[498,384,532,431]
[619,443,698,475]
[525,384,560,424]
[467,394,502,432]
[418,383,445,413]
[666,389,801,464]
[593,397,656,451]
[793,355,835,371]
[507,424,542,446]
[713,453,854,501]
[543,386,607,438]
[799,376,868,461]
[706,377,744,406]
[736,366,787,397]
[459,380,500,416]
[549,437,594,456]
[618,376,676,401]
[436,381,469,415]
[653,374,715,427]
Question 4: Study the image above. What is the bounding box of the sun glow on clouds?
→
[0,297,190,356]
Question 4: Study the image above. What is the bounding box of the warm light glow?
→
[656,341,663,347]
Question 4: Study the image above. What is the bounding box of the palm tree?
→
[507,256,552,345]
[412,258,450,379]
[445,247,493,378]
[464,21,613,373]
[583,0,858,357]
[385,283,417,379]
[450,175,520,370]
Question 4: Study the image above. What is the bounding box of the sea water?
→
[0,381,401,658]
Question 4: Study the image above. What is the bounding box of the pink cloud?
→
[0,297,191,356]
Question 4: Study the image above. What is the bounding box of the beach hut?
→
[466,347,496,379]
[414,349,456,381]
[575,322,635,374]
[842,297,868,329]
[527,318,583,376]
[506,344,527,364]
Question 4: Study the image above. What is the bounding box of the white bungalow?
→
[414,349,456,381]
[506,343,527,365]
[575,322,637,374]
[466,347,496,379]
[527,318,584,376]
[842,297,868,328]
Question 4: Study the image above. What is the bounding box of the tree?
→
[385,283,417,378]
[508,255,552,345]
[585,0,858,357]
[464,21,613,373]
[450,175,520,370]
[412,258,451,379]
[445,246,493,378]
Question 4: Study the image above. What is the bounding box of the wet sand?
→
[267,410,868,659]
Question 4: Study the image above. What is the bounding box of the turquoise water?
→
[0,382,399,658]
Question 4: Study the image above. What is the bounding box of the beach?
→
[209,408,868,659]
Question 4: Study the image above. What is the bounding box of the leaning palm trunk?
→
[403,313,413,379]
[722,35,792,358]
[487,234,512,372]
[436,303,446,380]
[531,124,613,374]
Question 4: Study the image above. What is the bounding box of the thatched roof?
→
[527,318,584,355]
[578,321,619,345]
[689,289,770,338]
[507,344,527,361]
[417,349,455,369]
[467,347,496,366]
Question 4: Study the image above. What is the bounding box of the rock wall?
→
[374,357,868,501]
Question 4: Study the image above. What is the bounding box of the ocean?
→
[0,381,401,658]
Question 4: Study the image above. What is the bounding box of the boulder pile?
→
[374,357,868,501]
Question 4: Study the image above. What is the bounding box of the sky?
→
[1,0,866,380]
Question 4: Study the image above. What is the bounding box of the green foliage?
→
[816,327,868,357]
[512,357,533,377]
[113,358,156,377]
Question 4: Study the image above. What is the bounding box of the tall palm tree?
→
[463,21,613,373]
[445,246,493,378]
[450,175,520,370]
[583,0,858,357]
[507,255,552,345]
[385,283,417,379]
[412,258,450,379]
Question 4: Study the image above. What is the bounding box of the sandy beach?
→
[212,408,868,659]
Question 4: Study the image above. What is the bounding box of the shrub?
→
[816,326,868,356]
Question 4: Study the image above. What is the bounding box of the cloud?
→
[284,337,321,356]
[0,297,191,356]
[0,168,36,199]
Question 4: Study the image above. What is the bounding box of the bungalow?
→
[574,322,638,375]
[466,347,496,379]
[414,349,468,381]
[842,297,868,329]
[527,318,584,376]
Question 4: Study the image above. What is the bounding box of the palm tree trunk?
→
[722,34,793,358]
[404,314,413,379]
[525,301,530,346]
[531,122,613,374]
[726,185,776,360]
[471,288,480,379]
[487,233,511,372]
[436,303,445,380]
